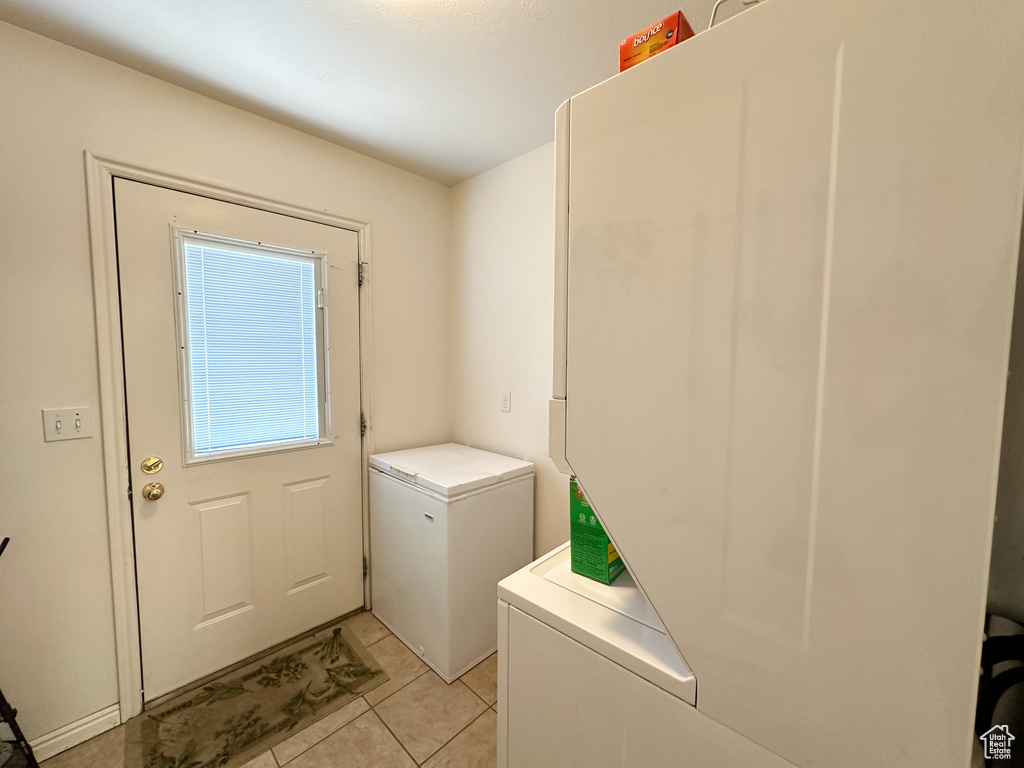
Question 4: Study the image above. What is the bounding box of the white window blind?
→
[180,234,326,458]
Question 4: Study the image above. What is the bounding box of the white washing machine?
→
[521,0,1024,763]
[497,543,797,768]
[370,442,534,682]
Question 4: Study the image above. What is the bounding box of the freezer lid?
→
[369,443,533,497]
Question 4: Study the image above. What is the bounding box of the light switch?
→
[42,407,94,442]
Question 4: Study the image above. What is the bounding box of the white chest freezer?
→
[369,442,534,681]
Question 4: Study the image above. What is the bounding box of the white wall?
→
[0,21,452,742]
[450,144,570,557]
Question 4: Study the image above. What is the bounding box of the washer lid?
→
[498,543,696,705]
[369,442,534,497]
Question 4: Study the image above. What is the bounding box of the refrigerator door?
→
[559,0,1024,766]
[369,442,533,498]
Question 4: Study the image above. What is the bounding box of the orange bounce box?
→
[619,11,695,72]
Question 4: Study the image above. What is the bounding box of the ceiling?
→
[0,0,757,186]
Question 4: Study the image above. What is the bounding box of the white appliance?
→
[499,544,803,767]
[499,0,1024,766]
[369,442,533,682]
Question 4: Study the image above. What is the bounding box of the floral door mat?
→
[126,623,388,768]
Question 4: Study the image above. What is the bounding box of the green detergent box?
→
[570,479,626,585]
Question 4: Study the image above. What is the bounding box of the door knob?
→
[142,482,165,501]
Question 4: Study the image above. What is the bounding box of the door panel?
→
[284,477,330,592]
[190,493,254,625]
[115,178,364,701]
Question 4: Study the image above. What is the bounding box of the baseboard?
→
[29,703,120,761]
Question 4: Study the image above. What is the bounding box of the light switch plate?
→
[42,407,94,442]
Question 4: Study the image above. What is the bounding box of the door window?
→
[174,229,331,462]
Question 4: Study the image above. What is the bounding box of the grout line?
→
[268,623,393,765]
[329,709,418,765]
[367,675,485,766]
[369,708,420,766]
[402,680,490,766]
[365,668,431,765]
[365,632,394,649]
[457,657,497,709]
[358,634,493,765]
[271,696,371,765]
[367,666,429,708]
[466,683,491,709]
[466,707,494,728]
[412,698,494,767]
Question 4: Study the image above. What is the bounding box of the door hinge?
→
[357,261,367,287]
[363,555,368,578]
[360,413,367,437]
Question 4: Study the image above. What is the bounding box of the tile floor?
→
[40,612,498,768]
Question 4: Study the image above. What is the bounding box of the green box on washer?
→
[570,479,625,585]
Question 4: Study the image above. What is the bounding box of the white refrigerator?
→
[499,0,1024,766]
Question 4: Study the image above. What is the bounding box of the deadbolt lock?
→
[141,456,164,474]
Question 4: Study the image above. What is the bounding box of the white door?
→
[115,178,364,702]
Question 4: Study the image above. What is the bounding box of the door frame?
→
[84,152,375,722]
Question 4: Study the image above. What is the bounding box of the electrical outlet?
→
[501,391,512,413]
[42,407,94,442]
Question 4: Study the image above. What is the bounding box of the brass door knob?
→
[142,482,165,501]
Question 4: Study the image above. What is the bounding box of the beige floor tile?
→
[340,611,391,647]
[363,635,429,706]
[459,653,498,706]
[286,711,414,768]
[240,751,279,768]
[422,710,497,768]
[40,725,125,768]
[373,672,487,764]
[273,696,369,764]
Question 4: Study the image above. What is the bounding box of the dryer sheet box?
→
[619,11,695,72]
[570,479,625,584]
